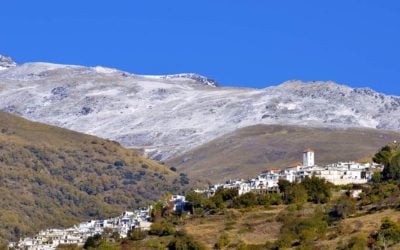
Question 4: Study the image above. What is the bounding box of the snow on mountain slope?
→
[1,54,400,160]
[0,54,16,70]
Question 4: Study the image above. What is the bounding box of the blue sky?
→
[1,1,400,94]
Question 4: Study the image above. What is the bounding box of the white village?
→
[196,149,382,197]
[10,149,383,250]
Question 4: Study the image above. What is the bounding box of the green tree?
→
[185,191,217,214]
[278,179,291,193]
[150,201,164,221]
[214,188,238,201]
[373,144,400,180]
[83,234,102,249]
[284,183,308,205]
[301,176,332,204]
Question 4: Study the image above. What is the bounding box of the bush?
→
[277,211,328,247]
[215,188,238,201]
[375,217,400,247]
[371,172,383,183]
[168,231,206,250]
[83,234,102,249]
[149,222,175,236]
[185,191,218,214]
[232,192,257,208]
[344,234,369,250]
[128,228,147,241]
[257,193,282,206]
[329,195,356,220]
[215,233,230,249]
[113,160,125,167]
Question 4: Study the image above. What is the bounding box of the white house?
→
[10,207,153,250]
[169,195,187,212]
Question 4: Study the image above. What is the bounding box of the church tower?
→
[303,149,315,167]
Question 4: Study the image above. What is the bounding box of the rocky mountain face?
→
[1,54,400,161]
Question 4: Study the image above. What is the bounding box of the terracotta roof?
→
[288,162,302,167]
[268,168,281,171]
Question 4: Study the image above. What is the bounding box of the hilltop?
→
[168,124,400,182]
[0,112,189,244]
[1,54,400,161]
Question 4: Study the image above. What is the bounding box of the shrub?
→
[375,217,400,247]
[257,193,282,206]
[371,172,383,183]
[128,228,147,241]
[345,234,369,250]
[185,192,217,214]
[113,160,125,167]
[232,192,257,208]
[215,233,230,249]
[277,211,328,247]
[168,231,205,250]
[215,188,238,201]
[149,222,175,236]
[329,195,356,220]
[83,234,102,249]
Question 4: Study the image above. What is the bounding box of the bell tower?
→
[303,149,315,167]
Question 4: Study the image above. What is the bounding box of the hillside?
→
[168,125,400,182]
[0,112,189,244]
[1,54,400,161]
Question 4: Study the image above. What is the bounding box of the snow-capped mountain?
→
[1,54,400,160]
[0,54,16,70]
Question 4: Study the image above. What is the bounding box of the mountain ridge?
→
[1,53,400,161]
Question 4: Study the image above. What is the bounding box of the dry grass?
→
[319,209,400,249]
[180,206,284,249]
